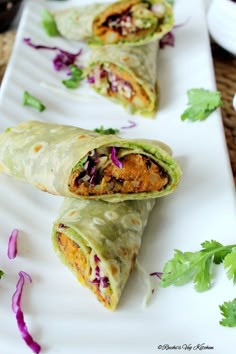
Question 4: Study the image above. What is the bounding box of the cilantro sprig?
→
[41,9,59,37]
[219,299,236,327]
[62,65,84,89]
[94,126,120,135]
[160,240,236,327]
[23,91,46,112]
[181,88,223,122]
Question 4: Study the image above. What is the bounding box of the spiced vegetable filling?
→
[88,63,151,110]
[57,232,113,309]
[93,0,168,44]
[68,146,169,196]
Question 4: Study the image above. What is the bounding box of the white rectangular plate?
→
[0,1,236,353]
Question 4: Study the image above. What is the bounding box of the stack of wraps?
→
[0,120,181,310]
[53,0,174,116]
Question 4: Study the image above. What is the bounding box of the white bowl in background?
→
[207,0,236,55]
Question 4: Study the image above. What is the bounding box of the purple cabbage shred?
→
[12,271,41,354]
[159,31,175,49]
[160,17,190,49]
[94,255,100,263]
[23,38,82,72]
[150,272,163,280]
[7,228,19,259]
[92,265,109,288]
[121,120,137,129]
[87,76,95,84]
[111,147,123,169]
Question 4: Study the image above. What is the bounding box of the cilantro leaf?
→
[219,299,236,327]
[94,126,120,135]
[181,88,223,121]
[62,65,83,89]
[160,249,199,286]
[41,9,59,37]
[23,91,46,112]
[0,270,4,279]
[160,241,235,292]
[224,248,236,284]
[160,249,213,292]
[201,240,231,264]
[193,256,212,292]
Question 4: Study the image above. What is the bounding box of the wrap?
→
[52,197,156,310]
[53,0,174,46]
[87,41,158,116]
[0,120,182,202]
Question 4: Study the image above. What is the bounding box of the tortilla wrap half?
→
[0,120,181,202]
[52,197,156,310]
[53,0,174,46]
[87,41,159,116]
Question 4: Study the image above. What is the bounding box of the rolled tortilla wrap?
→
[87,41,158,116]
[53,0,174,46]
[52,197,156,310]
[0,120,181,202]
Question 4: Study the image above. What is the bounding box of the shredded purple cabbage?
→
[121,120,137,129]
[160,18,190,49]
[94,255,100,263]
[91,265,109,289]
[23,38,57,50]
[7,228,19,259]
[159,31,175,49]
[95,266,100,277]
[12,271,41,354]
[150,272,163,280]
[87,76,95,84]
[76,152,102,187]
[91,278,100,286]
[100,277,109,288]
[53,49,82,72]
[23,38,82,72]
[111,147,123,169]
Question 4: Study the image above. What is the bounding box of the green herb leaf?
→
[41,9,59,37]
[201,240,231,264]
[72,155,88,172]
[160,241,236,292]
[181,88,223,122]
[219,299,236,327]
[94,126,120,135]
[160,249,213,292]
[62,65,83,89]
[23,91,46,112]
[0,270,4,279]
[224,248,236,284]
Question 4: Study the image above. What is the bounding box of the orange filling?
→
[57,233,112,309]
[102,63,151,108]
[69,153,169,196]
